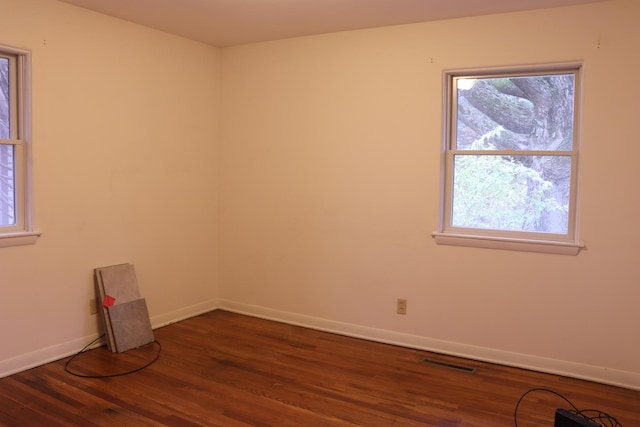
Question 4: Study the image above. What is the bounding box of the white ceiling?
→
[57,0,607,47]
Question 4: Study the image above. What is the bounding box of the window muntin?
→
[436,65,582,253]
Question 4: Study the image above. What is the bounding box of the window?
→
[433,64,583,255]
[0,45,37,247]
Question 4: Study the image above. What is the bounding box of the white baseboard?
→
[0,335,102,379]
[218,299,640,391]
[3,297,638,391]
[0,298,219,379]
[150,298,219,329]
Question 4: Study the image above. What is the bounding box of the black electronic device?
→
[555,408,602,427]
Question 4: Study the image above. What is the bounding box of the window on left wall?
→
[0,45,37,247]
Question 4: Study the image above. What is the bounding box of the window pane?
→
[0,57,9,139]
[451,154,571,234]
[0,144,15,226]
[455,74,575,151]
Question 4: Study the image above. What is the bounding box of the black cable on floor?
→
[513,387,622,427]
[64,334,162,378]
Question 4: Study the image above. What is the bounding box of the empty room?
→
[1,0,639,425]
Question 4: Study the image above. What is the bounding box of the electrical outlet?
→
[89,298,98,315]
[397,298,407,315]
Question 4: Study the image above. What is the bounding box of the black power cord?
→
[64,334,162,378]
[514,387,622,427]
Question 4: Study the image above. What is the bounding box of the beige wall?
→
[219,0,640,389]
[2,0,639,390]
[1,0,220,373]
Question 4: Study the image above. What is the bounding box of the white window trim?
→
[0,45,39,247]
[0,231,40,248]
[431,232,583,255]
[433,62,584,255]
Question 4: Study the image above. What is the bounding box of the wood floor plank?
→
[0,310,638,426]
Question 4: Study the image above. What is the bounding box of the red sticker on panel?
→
[103,295,116,307]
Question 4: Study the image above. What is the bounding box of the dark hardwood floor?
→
[0,310,637,426]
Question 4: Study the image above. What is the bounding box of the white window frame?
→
[0,45,38,248]
[432,63,584,255]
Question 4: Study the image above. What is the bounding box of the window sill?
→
[0,231,41,248]
[431,232,583,255]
